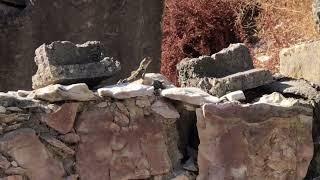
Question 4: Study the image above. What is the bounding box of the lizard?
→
[117,57,152,84]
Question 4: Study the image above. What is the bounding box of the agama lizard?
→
[117,57,152,84]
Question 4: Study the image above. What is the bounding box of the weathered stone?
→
[0,92,40,109]
[202,69,273,97]
[0,106,6,114]
[135,96,151,108]
[65,174,78,180]
[257,92,303,107]
[4,167,26,176]
[31,83,95,102]
[10,161,17,167]
[177,43,253,86]
[0,175,24,180]
[280,41,320,85]
[263,79,320,100]
[142,73,175,88]
[32,41,121,89]
[197,102,313,180]
[0,113,29,123]
[0,128,65,180]
[43,103,79,134]
[151,100,180,119]
[222,90,246,102]
[76,107,175,180]
[59,133,80,144]
[161,87,219,106]
[5,107,22,112]
[113,110,130,127]
[16,90,31,98]
[41,136,75,156]
[0,154,10,170]
[98,83,154,99]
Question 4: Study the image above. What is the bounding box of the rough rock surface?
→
[0,0,163,91]
[151,99,180,119]
[43,103,79,134]
[161,87,219,106]
[31,83,95,102]
[76,103,179,180]
[196,69,274,97]
[263,79,320,100]
[98,83,154,99]
[0,128,65,180]
[32,41,121,89]
[280,41,320,85]
[177,43,254,86]
[196,101,313,180]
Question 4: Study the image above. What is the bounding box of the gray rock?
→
[280,41,320,85]
[203,69,274,97]
[98,83,154,99]
[151,100,180,119]
[177,43,253,87]
[41,135,75,156]
[314,0,320,31]
[160,87,219,106]
[32,41,121,89]
[263,79,320,100]
[0,106,6,114]
[221,90,246,102]
[31,83,96,102]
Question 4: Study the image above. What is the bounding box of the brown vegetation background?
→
[161,0,320,85]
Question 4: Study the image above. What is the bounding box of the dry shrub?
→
[161,0,259,84]
[161,0,320,84]
[253,0,320,72]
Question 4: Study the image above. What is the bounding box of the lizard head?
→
[140,57,152,68]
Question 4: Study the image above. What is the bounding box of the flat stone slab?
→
[280,41,320,85]
[197,69,274,97]
[32,41,120,89]
[30,83,96,102]
[98,83,154,99]
[197,101,313,180]
[160,87,219,106]
[177,43,254,87]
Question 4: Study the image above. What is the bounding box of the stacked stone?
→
[0,41,318,180]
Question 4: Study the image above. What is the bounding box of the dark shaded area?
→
[0,0,163,91]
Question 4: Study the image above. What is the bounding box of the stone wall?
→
[0,0,163,91]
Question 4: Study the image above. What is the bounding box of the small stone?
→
[44,103,79,134]
[98,83,154,99]
[109,122,121,134]
[151,100,180,119]
[10,161,18,167]
[257,92,299,107]
[0,155,10,170]
[161,87,219,105]
[4,167,26,176]
[136,96,151,108]
[0,106,6,114]
[65,174,79,180]
[4,123,23,132]
[96,102,109,108]
[256,55,271,63]
[222,90,246,102]
[59,133,80,144]
[31,83,96,102]
[41,136,75,156]
[114,111,130,127]
[17,90,31,97]
[6,107,23,112]
[115,102,129,116]
[110,135,127,151]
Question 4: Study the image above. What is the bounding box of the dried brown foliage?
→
[161,0,259,84]
[161,0,319,84]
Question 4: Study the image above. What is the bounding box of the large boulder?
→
[280,41,320,85]
[32,41,121,89]
[177,43,254,87]
[196,96,314,179]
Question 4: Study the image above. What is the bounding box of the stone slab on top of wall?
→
[177,43,254,87]
[32,41,120,89]
[280,40,320,85]
[0,0,163,91]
